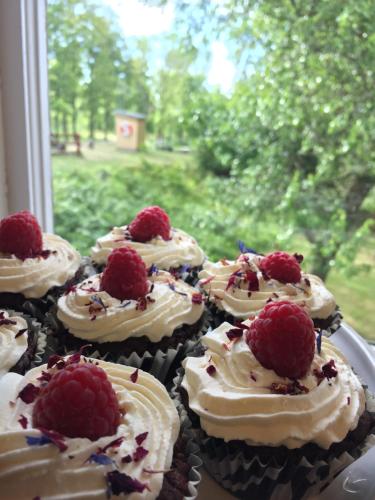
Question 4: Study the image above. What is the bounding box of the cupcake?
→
[0,211,82,318]
[0,353,200,499]
[0,309,46,377]
[91,206,206,284]
[50,247,206,382]
[176,301,374,499]
[199,250,340,334]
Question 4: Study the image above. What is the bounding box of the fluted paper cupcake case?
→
[6,309,47,375]
[30,320,47,370]
[169,365,203,499]
[180,412,203,499]
[43,309,211,385]
[171,368,375,500]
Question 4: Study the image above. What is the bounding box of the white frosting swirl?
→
[57,271,204,343]
[0,233,81,298]
[182,322,365,449]
[0,359,179,500]
[0,310,28,377]
[91,227,205,269]
[199,253,336,320]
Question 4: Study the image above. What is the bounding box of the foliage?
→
[48,0,151,139]
[116,39,152,118]
[152,0,375,278]
[53,145,281,259]
[52,144,375,340]
[49,0,375,279]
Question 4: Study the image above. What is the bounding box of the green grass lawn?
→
[327,251,375,341]
[52,141,375,342]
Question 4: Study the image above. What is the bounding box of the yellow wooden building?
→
[114,110,146,151]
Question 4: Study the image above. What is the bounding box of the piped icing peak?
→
[0,357,179,499]
[57,270,204,343]
[0,233,81,298]
[91,225,205,269]
[0,310,28,377]
[199,251,336,319]
[182,320,365,449]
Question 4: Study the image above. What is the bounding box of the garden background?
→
[49,0,375,340]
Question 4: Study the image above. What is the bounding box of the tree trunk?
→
[303,171,375,280]
[344,174,374,235]
[72,98,78,134]
[303,229,336,280]
[310,248,334,281]
[89,111,95,141]
[62,112,68,138]
[54,113,60,135]
[104,106,112,140]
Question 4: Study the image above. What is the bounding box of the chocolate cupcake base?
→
[313,307,343,336]
[158,433,202,499]
[45,311,208,384]
[207,302,342,337]
[173,369,375,500]
[168,265,203,287]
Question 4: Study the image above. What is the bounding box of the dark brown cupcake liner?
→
[171,368,375,500]
[5,309,47,375]
[44,309,210,385]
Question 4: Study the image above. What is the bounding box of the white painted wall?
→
[0,86,8,218]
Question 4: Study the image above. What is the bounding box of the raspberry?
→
[129,206,171,242]
[0,211,43,259]
[259,251,301,283]
[101,247,149,301]
[247,301,315,379]
[32,362,120,441]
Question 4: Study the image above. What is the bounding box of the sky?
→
[102,0,236,93]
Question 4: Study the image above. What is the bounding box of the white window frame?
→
[0,0,53,231]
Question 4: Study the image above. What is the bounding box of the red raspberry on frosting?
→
[101,247,149,301]
[32,362,120,441]
[259,251,301,283]
[247,301,315,379]
[0,210,43,259]
[129,206,171,242]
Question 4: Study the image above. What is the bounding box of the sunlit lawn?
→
[52,141,375,342]
[328,263,375,341]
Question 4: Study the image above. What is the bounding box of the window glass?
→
[48,0,375,341]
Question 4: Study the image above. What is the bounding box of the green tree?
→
[81,9,123,140]
[152,42,208,145]
[48,0,85,135]
[48,0,149,140]
[154,0,375,278]
[117,38,152,117]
